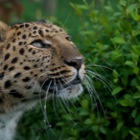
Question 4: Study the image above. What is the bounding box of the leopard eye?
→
[31,40,51,48]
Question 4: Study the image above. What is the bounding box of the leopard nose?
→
[65,57,83,70]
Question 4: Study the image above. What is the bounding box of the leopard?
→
[0,20,86,140]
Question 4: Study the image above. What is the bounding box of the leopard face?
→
[0,20,85,112]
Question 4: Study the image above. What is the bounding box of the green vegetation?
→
[15,0,140,139]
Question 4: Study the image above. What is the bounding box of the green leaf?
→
[131,53,139,62]
[117,122,124,130]
[125,61,134,67]
[112,87,122,95]
[113,70,119,78]
[111,37,125,44]
[99,127,106,134]
[119,0,126,6]
[84,119,93,125]
[129,130,140,140]
[131,109,137,118]
[81,99,89,109]
[70,3,88,15]
[79,110,89,116]
[119,100,129,107]
[136,86,140,91]
[133,66,139,75]
[132,30,140,37]
[76,5,88,10]
[134,114,140,125]
[120,94,136,107]
[132,45,140,55]
[124,94,132,100]
[131,10,140,21]
[56,122,65,126]
[111,112,117,117]
[126,4,137,14]
[133,92,140,99]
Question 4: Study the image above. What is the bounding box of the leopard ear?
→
[0,21,8,42]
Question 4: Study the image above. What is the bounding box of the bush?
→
[17,0,140,140]
[69,0,140,139]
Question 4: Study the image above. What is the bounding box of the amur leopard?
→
[0,20,86,140]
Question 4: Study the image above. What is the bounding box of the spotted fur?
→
[0,20,85,140]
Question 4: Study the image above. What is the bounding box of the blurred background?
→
[0,0,140,140]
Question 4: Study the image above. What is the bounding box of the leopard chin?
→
[41,78,83,99]
[57,84,83,99]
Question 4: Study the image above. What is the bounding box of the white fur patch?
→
[57,84,83,99]
[0,111,23,140]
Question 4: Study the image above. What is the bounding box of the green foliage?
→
[68,0,140,139]
[16,0,140,140]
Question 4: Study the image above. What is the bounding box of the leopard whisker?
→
[83,76,98,110]
[52,74,72,116]
[86,69,112,93]
[52,78,59,117]
[57,93,71,119]
[83,74,105,114]
[40,80,53,131]
[86,63,113,92]
[86,63,112,71]
[57,71,72,87]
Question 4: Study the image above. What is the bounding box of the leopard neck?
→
[0,110,23,140]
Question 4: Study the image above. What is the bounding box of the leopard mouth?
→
[41,78,82,94]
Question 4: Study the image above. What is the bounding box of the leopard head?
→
[0,20,86,112]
